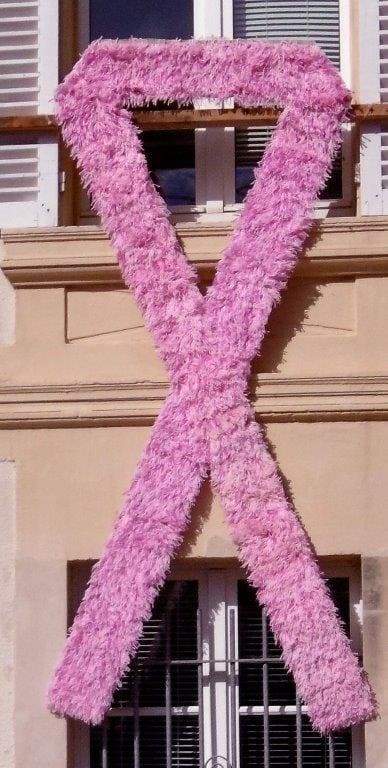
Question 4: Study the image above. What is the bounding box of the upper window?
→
[89,0,194,40]
[88,567,360,768]
[233,0,343,204]
[77,0,352,222]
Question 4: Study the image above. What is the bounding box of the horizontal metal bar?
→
[107,706,199,717]
[106,704,310,717]
[1,103,388,134]
[131,656,285,665]
[239,705,308,715]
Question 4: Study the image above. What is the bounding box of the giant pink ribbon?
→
[48,38,376,732]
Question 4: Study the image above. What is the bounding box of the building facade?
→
[0,1,388,767]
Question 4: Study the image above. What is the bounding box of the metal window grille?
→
[90,577,352,768]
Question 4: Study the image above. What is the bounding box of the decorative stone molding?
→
[2,217,388,287]
[0,376,387,427]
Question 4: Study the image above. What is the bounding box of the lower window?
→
[89,568,359,768]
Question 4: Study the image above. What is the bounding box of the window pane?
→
[238,578,353,767]
[239,714,352,768]
[238,581,296,706]
[88,2,195,210]
[90,0,193,41]
[235,125,342,204]
[111,580,198,708]
[233,0,343,202]
[143,130,195,208]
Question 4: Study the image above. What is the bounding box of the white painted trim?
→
[78,0,90,54]
[359,0,380,102]
[202,569,229,766]
[358,0,385,214]
[226,572,240,768]
[37,138,58,226]
[0,140,58,228]
[38,0,59,112]
[360,123,384,215]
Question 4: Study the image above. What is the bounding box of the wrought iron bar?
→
[102,719,108,768]
[262,611,270,768]
[296,696,303,768]
[133,659,140,768]
[328,734,335,768]
[197,608,205,768]
[165,610,172,768]
[229,609,238,768]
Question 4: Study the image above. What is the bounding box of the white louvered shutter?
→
[359,0,388,214]
[378,0,388,210]
[233,0,343,203]
[0,0,58,226]
[233,0,341,67]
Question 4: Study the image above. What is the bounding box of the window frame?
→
[71,558,365,768]
[76,0,355,225]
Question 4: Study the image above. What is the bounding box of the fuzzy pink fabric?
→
[48,38,377,732]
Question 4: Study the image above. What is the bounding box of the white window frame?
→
[358,0,387,215]
[0,135,58,228]
[77,0,354,225]
[0,0,59,228]
[73,559,364,768]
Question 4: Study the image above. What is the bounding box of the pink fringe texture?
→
[48,38,377,732]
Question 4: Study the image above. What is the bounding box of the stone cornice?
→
[1,217,388,287]
[0,375,387,427]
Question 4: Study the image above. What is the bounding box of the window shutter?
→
[0,0,58,227]
[359,0,388,214]
[237,578,352,768]
[233,0,340,67]
[233,0,342,203]
[380,1,388,207]
[91,581,200,768]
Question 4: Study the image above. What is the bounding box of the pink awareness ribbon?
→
[48,38,377,732]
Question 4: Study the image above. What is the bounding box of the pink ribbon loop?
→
[48,38,377,732]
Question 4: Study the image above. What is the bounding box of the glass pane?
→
[91,715,200,768]
[109,716,134,768]
[239,714,352,768]
[90,0,193,41]
[238,580,295,706]
[235,126,342,204]
[172,716,200,768]
[87,2,195,210]
[143,130,195,207]
[238,578,350,706]
[112,581,198,708]
[233,0,343,202]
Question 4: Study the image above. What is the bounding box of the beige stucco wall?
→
[0,219,388,767]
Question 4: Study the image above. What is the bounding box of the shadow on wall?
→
[253,279,322,373]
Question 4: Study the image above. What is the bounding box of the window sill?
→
[2,216,388,288]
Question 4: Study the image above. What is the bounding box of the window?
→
[359,0,388,214]
[232,0,345,206]
[77,0,353,223]
[0,0,58,226]
[88,565,363,768]
[78,0,195,213]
